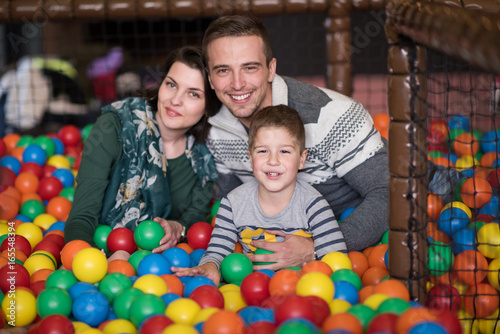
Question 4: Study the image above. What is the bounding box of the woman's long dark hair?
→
[145,46,220,142]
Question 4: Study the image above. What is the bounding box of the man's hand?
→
[248,230,315,271]
[152,218,184,253]
[171,263,221,286]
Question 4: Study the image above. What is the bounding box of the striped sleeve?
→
[198,197,239,270]
[307,196,347,258]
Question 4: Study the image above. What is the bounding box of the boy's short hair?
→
[248,105,306,152]
[202,15,273,66]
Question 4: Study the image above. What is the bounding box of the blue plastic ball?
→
[51,137,65,155]
[333,280,359,305]
[137,253,171,276]
[72,290,110,327]
[479,197,500,217]
[0,156,21,175]
[161,293,181,306]
[68,282,99,300]
[481,130,500,153]
[257,269,275,278]
[408,321,447,334]
[183,276,217,298]
[238,306,275,326]
[22,144,47,166]
[452,228,476,254]
[448,114,470,131]
[52,168,75,188]
[15,214,31,222]
[339,207,356,221]
[162,247,191,268]
[437,207,470,237]
[190,249,205,267]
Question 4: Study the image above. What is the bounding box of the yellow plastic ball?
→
[478,223,500,259]
[442,201,472,219]
[219,284,240,293]
[165,298,201,325]
[488,257,500,290]
[1,289,37,327]
[79,329,104,334]
[23,254,56,275]
[296,272,334,303]
[31,250,57,267]
[0,222,10,236]
[72,248,108,283]
[133,274,168,296]
[192,307,219,325]
[103,319,137,334]
[161,324,198,334]
[321,251,352,272]
[221,289,246,312]
[455,155,479,171]
[47,155,71,169]
[15,222,43,250]
[363,293,390,310]
[329,299,351,314]
[478,309,500,334]
[457,309,479,334]
[73,321,92,333]
[33,213,57,230]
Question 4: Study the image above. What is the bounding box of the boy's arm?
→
[172,263,221,286]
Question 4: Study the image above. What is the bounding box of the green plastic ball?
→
[36,287,72,318]
[113,287,144,320]
[34,135,56,157]
[129,293,165,327]
[455,179,467,202]
[82,124,94,142]
[20,199,45,221]
[427,241,454,276]
[45,270,78,290]
[99,273,133,303]
[16,135,34,148]
[93,224,112,253]
[59,186,75,203]
[252,248,275,265]
[134,220,165,251]
[275,321,316,334]
[210,200,221,219]
[377,297,411,315]
[381,229,389,244]
[347,304,377,329]
[220,253,253,284]
[331,268,362,291]
[128,250,152,274]
[468,221,488,231]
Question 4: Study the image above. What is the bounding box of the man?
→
[204,15,389,269]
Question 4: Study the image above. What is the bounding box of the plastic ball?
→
[408,321,447,334]
[129,293,165,328]
[377,297,411,315]
[32,213,57,230]
[68,281,98,300]
[183,276,217,298]
[98,272,133,303]
[427,241,454,276]
[14,172,40,194]
[463,283,499,318]
[52,168,75,188]
[274,294,315,325]
[186,221,213,250]
[138,314,173,334]
[37,314,75,334]
[137,253,171,276]
[269,269,301,296]
[453,250,488,286]
[481,130,500,153]
[189,248,205,267]
[133,220,165,251]
[107,259,136,276]
[477,222,500,258]
[437,207,470,238]
[1,234,32,257]
[72,290,110,327]
[339,207,356,221]
[220,253,253,284]
[19,199,45,221]
[33,135,56,157]
[453,132,479,157]
[452,227,477,254]
[373,278,410,301]
[60,239,91,270]
[321,251,352,272]
[102,319,137,334]
[221,288,247,312]
[189,285,224,309]
[361,266,390,286]
[107,227,136,254]
[165,297,201,325]
[0,263,30,294]
[58,125,82,147]
[45,269,78,290]
[296,271,334,303]
[0,156,21,175]
[46,155,70,169]
[38,176,64,201]
[162,246,190,268]
[72,247,108,283]
[203,310,245,334]
[1,288,37,327]
[395,307,439,334]
[426,284,462,313]
[332,280,358,305]
[128,250,151,274]
[427,193,444,221]
[36,287,73,318]
[252,248,275,265]
[322,312,363,334]
[133,274,168,296]
[347,304,377,329]
[367,312,399,334]
[22,144,47,166]
[363,293,391,311]
[240,272,271,306]
[160,274,184,296]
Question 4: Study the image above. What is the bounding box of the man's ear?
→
[268,58,277,83]
[299,149,307,170]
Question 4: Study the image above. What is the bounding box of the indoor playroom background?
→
[0,0,499,332]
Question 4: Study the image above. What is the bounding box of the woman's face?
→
[156,61,206,134]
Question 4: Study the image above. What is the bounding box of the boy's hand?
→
[171,263,220,286]
[248,230,314,271]
[152,218,184,253]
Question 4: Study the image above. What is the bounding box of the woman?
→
[64,46,220,256]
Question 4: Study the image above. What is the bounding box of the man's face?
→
[206,35,276,128]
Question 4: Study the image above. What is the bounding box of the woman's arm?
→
[64,113,122,246]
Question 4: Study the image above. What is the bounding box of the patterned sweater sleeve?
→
[308,196,348,258]
[198,196,239,270]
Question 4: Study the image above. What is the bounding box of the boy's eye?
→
[280,150,290,154]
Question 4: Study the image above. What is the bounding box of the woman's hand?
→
[247,230,315,271]
[152,218,184,253]
[172,262,220,286]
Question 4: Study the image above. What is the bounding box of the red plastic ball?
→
[1,234,32,257]
[107,227,137,253]
[426,284,462,313]
[240,272,271,306]
[33,239,63,266]
[29,280,46,297]
[186,221,214,250]
[0,138,5,158]
[0,167,16,186]
[487,169,500,189]
[43,234,66,250]
[38,176,64,201]
[42,165,57,179]
[306,295,330,327]
[189,285,225,309]
[38,314,75,334]
[245,321,276,334]
[274,294,315,325]
[58,125,82,147]
[138,314,174,334]
[432,309,462,334]
[0,263,30,293]
[367,313,399,333]
[19,162,43,179]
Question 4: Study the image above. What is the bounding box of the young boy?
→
[173,105,347,285]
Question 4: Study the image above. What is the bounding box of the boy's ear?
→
[299,149,307,170]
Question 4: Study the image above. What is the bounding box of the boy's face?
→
[249,126,307,196]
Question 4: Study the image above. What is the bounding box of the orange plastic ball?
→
[269,269,301,296]
[1,186,21,204]
[322,312,363,334]
[481,152,500,167]
[432,156,453,168]
[107,259,136,276]
[29,268,54,284]
[60,239,91,270]
[46,196,72,221]
[10,147,24,163]
[452,250,488,286]
[174,242,194,255]
[203,310,245,334]
[21,192,43,205]
[233,241,243,254]
[1,248,27,264]
[362,246,374,258]
[367,244,388,269]
[15,173,39,195]
[395,307,438,334]
[0,194,19,221]
[427,222,451,244]
[160,274,184,296]
[460,176,492,209]
[453,132,479,157]
[301,260,333,277]
[358,285,376,303]
[3,134,21,155]
[361,266,389,286]
[348,251,369,278]
[464,283,499,317]
[427,193,444,221]
[373,278,410,301]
